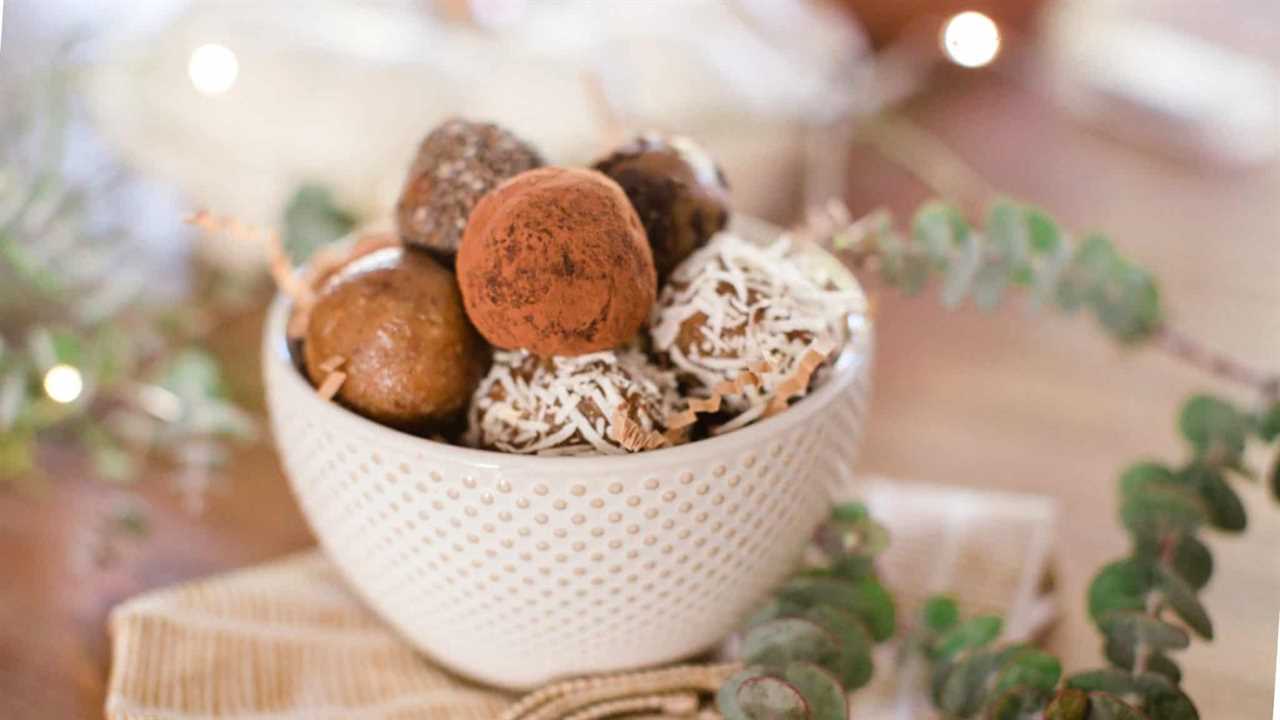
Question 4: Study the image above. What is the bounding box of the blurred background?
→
[1,0,1277,717]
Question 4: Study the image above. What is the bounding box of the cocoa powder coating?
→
[303,247,489,431]
[456,167,657,357]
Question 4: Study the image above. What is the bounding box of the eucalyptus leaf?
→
[1169,534,1213,590]
[737,674,809,720]
[983,687,1049,720]
[1258,403,1280,443]
[923,595,960,633]
[1066,668,1138,695]
[1088,692,1148,720]
[1044,688,1089,720]
[1182,464,1245,532]
[992,648,1062,695]
[1024,207,1062,255]
[718,666,767,720]
[779,576,896,642]
[1103,624,1136,671]
[1145,653,1182,685]
[939,651,1000,717]
[1088,559,1154,625]
[932,615,1003,660]
[1157,567,1213,640]
[1142,685,1199,719]
[1099,611,1189,653]
[803,605,874,689]
[830,503,869,523]
[282,184,357,265]
[743,618,838,670]
[1179,395,1248,464]
[1120,471,1207,538]
[913,202,969,267]
[781,662,847,720]
[941,232,982,308]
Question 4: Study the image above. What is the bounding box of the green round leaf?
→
[829,503,868,523]
[782,662,848,720]
[1170,534,1213,590]
[923,595,960,633]
[1088,559,1154,625]
[1142,685,1199,719]
[743,618,838,670]
[1145,654,1182,685]
[803,605,874,690]
[932,615,1003,660]
[1158,567,1214,640]
[912,202,970,267]
[1258,402,1280,443]
[779,576,896,642]
[1183,464,1246,532]
[992,648,1062,695]
[1044,688,1089,720]
[984,686,1051,720]
[1066,668,1138,695]
[737,674,809,720]
[1088,691,1147,720]
[718,666,768,720]
[1100,611,1189,653]
[1179,395,1248,462]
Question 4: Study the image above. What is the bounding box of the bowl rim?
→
[263,216,872,471]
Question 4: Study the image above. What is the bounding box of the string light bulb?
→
[43,364,83,404]
[941,11,1002,68]
[188,43,239,96]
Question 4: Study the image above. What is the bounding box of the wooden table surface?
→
[2,69,1277,718]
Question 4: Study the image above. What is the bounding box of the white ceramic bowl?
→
[263,218,873,689]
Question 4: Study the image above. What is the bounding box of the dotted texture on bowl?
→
[267,362,845,688]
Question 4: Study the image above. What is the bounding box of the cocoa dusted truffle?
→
[593,133,730,280]
[649,233,864,433]
[457,166,657,357]
[466,349,684,456]
[303,246,489,431]
[396,118,542,258]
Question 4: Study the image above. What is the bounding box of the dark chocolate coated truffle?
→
[456,166,656,357]
[303,246,489,431]
[396,118,542,257]
[593,133,730,280]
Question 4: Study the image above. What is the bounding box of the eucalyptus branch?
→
[736,197,1280,719]
[717,505,895,719]
[853,115,1280,399]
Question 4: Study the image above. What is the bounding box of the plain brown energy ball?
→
[396,118,543,259]
[593,133,730,281]
[303,246,489,431]
[456,166,657,357]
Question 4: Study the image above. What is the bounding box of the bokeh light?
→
[942,11,1002,68]
[43,364,84,404]
[188,43,239,95]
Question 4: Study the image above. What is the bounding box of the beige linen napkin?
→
[106,479,1056,719]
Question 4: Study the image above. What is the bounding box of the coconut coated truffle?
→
[648,233,863,432]
[457,166,657,357]
[593,133,730,281]
[396,118,542,258]
[303,246,489,431]
[466,349,683,456]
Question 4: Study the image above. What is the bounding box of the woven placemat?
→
[105,478,1056,719]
